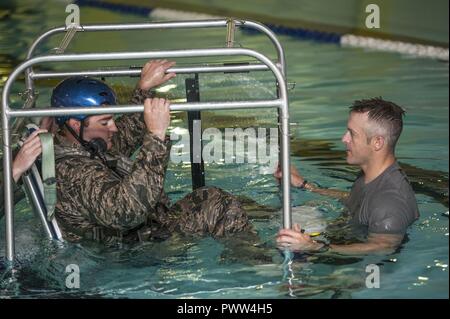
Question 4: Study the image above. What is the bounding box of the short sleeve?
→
[368,192,412,235]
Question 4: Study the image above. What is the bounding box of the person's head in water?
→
[341,97,405,166]
[52,76,118,152]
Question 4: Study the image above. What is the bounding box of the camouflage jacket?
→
[54,89,172,240]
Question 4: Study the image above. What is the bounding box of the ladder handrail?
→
[29,63,271,79]
[2,47,292,263]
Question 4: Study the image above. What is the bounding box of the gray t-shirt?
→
[345,161,419,235]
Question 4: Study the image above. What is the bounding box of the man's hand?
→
[276,223,324,252]
[138,59,176,91]
[143,98,170,140]
[274,164,305,188]
[277,225,404,255]
[13,129,47,182]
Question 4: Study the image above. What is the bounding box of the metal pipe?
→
[1,103,14,263]
[8,101,282,118]
[25,27,66,91]
[24,48,272,65]
[30,64,269,79]
[243,21,286,76]
[3,47,291,262]
[78,20,228,31]
[22,175,54,240]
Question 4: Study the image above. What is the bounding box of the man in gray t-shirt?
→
[275,97,419,254]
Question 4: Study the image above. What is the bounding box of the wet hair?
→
[349,97,406,151]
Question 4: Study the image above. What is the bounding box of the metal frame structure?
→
[2,20,292,263]
[24,19,286,91]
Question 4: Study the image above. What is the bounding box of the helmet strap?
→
[64,122,88,147]
[64,121,107,160]
[79,120,85,142]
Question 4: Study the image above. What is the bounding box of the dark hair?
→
[349,97,406,150]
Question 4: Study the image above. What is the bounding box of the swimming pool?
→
[1,0,448,299]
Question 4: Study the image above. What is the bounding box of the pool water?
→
[1,0,448,299]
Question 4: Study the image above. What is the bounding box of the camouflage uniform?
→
[54,89,251,244]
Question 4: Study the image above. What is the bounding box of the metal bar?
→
[30,64,269,79]
[243,21,286,76]
[8,101,282,118]
[27,48,270,64]
[25,27,65,92]
[1,111,14,263]
[3,47,291,263]
[186,75,206,190]
[22,175,55,240]
[77,20,229,31]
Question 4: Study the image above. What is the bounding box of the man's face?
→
[341,112,373,166]
[82,114,118,150]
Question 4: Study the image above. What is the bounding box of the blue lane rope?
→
[241,24,342,44]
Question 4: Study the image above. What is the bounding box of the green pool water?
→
[0,0,448,299]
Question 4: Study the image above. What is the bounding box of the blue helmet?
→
[51,76,117,125]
